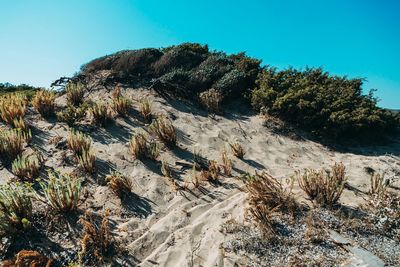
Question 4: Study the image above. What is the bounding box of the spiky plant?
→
[77,149,96,173]
[139,98,152,123]
[229,142,245,159]
[106,171,132,197]
[297,162,347,207]
[0,183,33,237]
[57,103,88,126]
[11,154,41,181]
[161,160,172,178]
[39,171,82,213]
[67,129,92,156]
[129,132,159,160]
[208,160,220,181]
[11,116,28,132]
[111,88,131,116]
[89,102,113,126]
[149,116,177,146]
[32,89,56,117]
[0,128,30,160]
[199,88,223,113]
[66,82,85,106]
[370,172,387,197]
[0,94,27,126]
[221,150,232,176]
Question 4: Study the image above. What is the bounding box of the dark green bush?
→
[252,67,399,139]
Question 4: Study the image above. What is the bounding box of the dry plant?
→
[111,88,131,116]
[190,165,201,188]
[0,128,30,160]
[11,154,41,181]
[139,98,152,122]
[67,129,92,156]
[32,89,56,117]
[12,116,28,132]
[370,172,387,197]
[106,171,132,197]
[303,212,326,244]
[57,103,88,126]
[199,88,223,113]
[129,132,159,160]
[1,250,53,267]
[0,94,27,126]
[66,82,85,106]
[0,183,33,237]
[297,162,347,207]
[39,171,82,213]
[90,102,113,126]
[246,171,297,234]
[221,149,232,176]
[229,142,245,159]
[208,160,220,182]
[77,149,96,173]
[149,116,177,146]
[161,161,179,192]
[78,209,114,265]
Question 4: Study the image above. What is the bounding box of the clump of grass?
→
[90,102,113,126]
[32,89,56,117]
[77,149,96,173]
[149,116,177,146]
[129,132,159,160]
[246,171,297,234]
[208,160,220,182]
[66,82,85,106]
[370,172,387,197]
[111,88,131,116]
[139,98,152,122]
[1,250,53,266]
[297,162,347,207]
[0,183,33,237]
[221,149,232,176]
[78,209,114,265]
[0,128,30,160]
[67,130,92,156]
[39,171,82,213]
[11,154,41,181]
[229,142,245,159]
[57,103,88,126]
[12,116,28,132]
[161,161,179,192]
[0,94,27,126]
[199,88,223,113]
[106,171,132,197]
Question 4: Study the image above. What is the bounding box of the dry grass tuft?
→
[66,82,85,106]
[129,132,159,160]
[90,102,113,126]
[67,129,92,156]
[78,209,114,265]
[207,160,220,182]
[149,116,177,146]
[139,98,152,122]
[1,250,53,267]
[77,149,97,173]
[111,87,131,116]
[229,142,245,159]
[0,128,30,160]
[11,154,42,181]
[39,171,82,213]
[297,162,347,207]
[370,172,387,197]
[57,103,88,126]
[0,94,27,126]
[32,89,56,117]
[0,183,33,237]
[106,171,132,197]
[199,88,223,113]
[221,149,232,176]
[161,161,179,192]
[246,171,297,234]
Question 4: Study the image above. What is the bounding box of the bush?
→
[57,103,88,126]
[199,88,223,113]
[66,82,85,106]
[39,171,82,213]
[0,128,30,161]
[252,67,400,139]
[32,89,56,117]
[297,162,347,207]
[149,116,177,146]
[12,154,41,181]
[0,183,33,237]
[0,94,27,126]
[89,102,113,126]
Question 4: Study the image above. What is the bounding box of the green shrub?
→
[11,154,41,181]
[252,67,400,139]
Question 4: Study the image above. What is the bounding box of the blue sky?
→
[0,0,399,108]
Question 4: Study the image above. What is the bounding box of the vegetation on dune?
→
[0,83,40,99]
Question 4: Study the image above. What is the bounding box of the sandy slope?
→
[0,87,399,266]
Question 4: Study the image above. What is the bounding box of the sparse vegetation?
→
[32,89,56,117]
[39,171,82,213]
[0,93,27,127]
[207,160,220,182]
[139,98,152,122]
[221,149,232,176]
[149,115,177,146]
[67,129,92,156]
[129,132,159,160]
[199,88,223,113]
[0,183,33,237]
[1,250,53,266]
[90,102,113,126]
[11,154,41,181]
[57,103,88,126]
[0,128,30,160]
[369,172,387,196]
[112,87,131,116]
[66,82,85,106]
[229,142,245,159]
[0,83,40,99]
[297,162,347,207]
[106,171,132,197]
[77,149,96,173]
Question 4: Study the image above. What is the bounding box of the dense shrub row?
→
[0,83,40,98]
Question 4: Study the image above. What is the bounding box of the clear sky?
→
[0,0,399,108]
